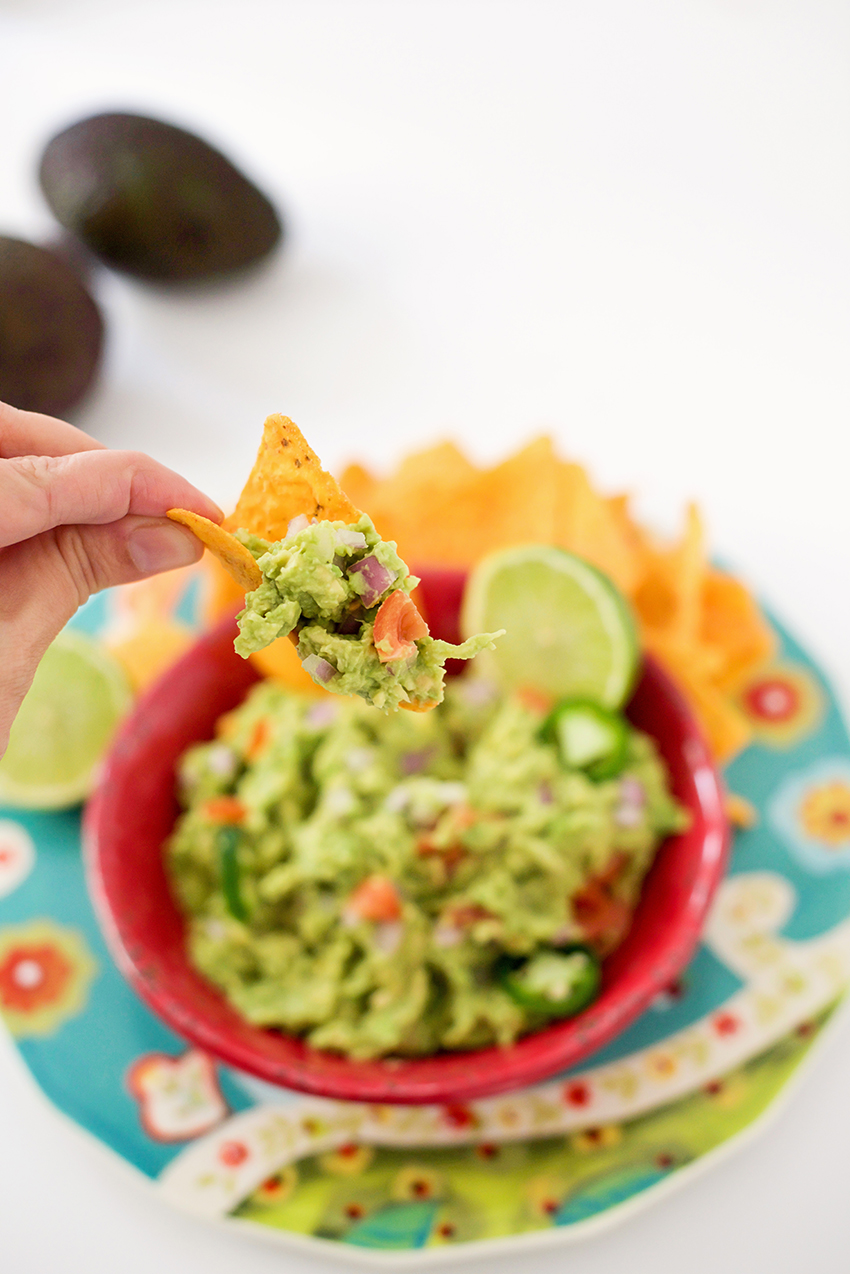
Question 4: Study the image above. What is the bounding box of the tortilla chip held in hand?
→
[168,414,502,711]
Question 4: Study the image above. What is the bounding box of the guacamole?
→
[168,678,687,1059]
[233,514,500,710]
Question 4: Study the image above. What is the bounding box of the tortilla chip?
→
[394,438,559,566]
[644,636,752,761]
[726,793,758,829]
[226,414,360,542]
[554,464,642,594]
[342,442,476,548]
[700,569,776,690]
[166,509,262,592]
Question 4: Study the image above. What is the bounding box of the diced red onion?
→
[345,747,373,772]
[433,923,463,948]
[384,785,410,814]
[373,921,403,954]
[615,804,643,828]
[615,777,646,827]
[325,787,355,816]
[336,529,368,551]
[551,921,583,945]
[401,748,434,776]
[301,654,337,684]
[348,555,395,607]
[460,678,499,706]
[619,777,646,807]
[305,701,338,728]
[287,513,311,537]
[206,744,237,778]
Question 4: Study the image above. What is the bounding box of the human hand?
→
[0,400,222,755]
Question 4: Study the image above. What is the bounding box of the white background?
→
[1,0,850,1269]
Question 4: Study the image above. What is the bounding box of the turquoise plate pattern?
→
[0,575,848,1264]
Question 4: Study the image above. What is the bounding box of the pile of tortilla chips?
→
[204,425,774,762]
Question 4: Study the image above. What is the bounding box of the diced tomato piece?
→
[373,591,429,663]
[516,685,554,715]
[445,903,494,928]
[246,717,273,760]
[346,875,403,922]
[416,838,467,877]
[202,796,247,825]
[572,880,631,954]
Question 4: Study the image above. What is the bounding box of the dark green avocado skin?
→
[39,112,283,282]
[0,236,104,416]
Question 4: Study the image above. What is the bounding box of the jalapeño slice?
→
[218,826,248,922]
[498,945,601,1018]
[542,699,629,780]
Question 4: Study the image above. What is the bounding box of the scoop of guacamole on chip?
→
[168,679,687,1060]
[234,513,500,710]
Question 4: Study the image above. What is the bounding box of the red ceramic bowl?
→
[84,566,730,1105]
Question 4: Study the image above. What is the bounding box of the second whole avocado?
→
[39,113,283,282]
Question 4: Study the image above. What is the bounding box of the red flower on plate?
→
[563,1080,592,1107]
[442,1103,479,1129]
[0,943,72,1013]
[219,1140,249,1167]
[737,664,823,747]
[713,1012,741,1037]
[0,921,96,1038]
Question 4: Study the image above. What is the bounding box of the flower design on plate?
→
[798,783,850,847]
[0,822,35,899]
[645,1050,678,1081]
[127,1049,229,1142]
[390,1165,446,1203]
[570,1124,623,1154]
[319,1143,375,1176]
[524,1174,564,1220]
[253,1166,299,1205]
[769,761,850,874]
[703,1072,748,1109]
[736,663,823,747]
[0,920,96,1037]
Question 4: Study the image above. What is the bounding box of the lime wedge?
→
[0,630,133,810]
[461,545,639,708]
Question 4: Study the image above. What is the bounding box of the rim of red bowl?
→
[83,568,730,1105]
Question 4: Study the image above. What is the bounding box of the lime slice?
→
[0,630,133,810]
[461,545,639,708]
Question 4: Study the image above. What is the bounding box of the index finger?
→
[0,449,223,549]
[0,400,104,459]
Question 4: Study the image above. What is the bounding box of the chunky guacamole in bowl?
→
[168,677,686,1060]
[234,514,501,711]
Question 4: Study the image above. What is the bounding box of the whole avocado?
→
[39,113,283,282]
[0,236,103,416]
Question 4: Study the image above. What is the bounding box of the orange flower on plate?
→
[0,921,96,1037]
[319,1143,375,1176]
[799,782,850,848]
[736,663,823,748]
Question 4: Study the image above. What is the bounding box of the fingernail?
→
[128,523,200,574]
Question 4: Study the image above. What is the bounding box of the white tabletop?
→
[1,1,850,1268]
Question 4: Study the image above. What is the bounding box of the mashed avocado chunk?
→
[168,679,687,1059]
[233,513,500,710]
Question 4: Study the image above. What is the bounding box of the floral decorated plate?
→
[1,574,849,1264]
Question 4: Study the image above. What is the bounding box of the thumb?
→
[0,516,202,756]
